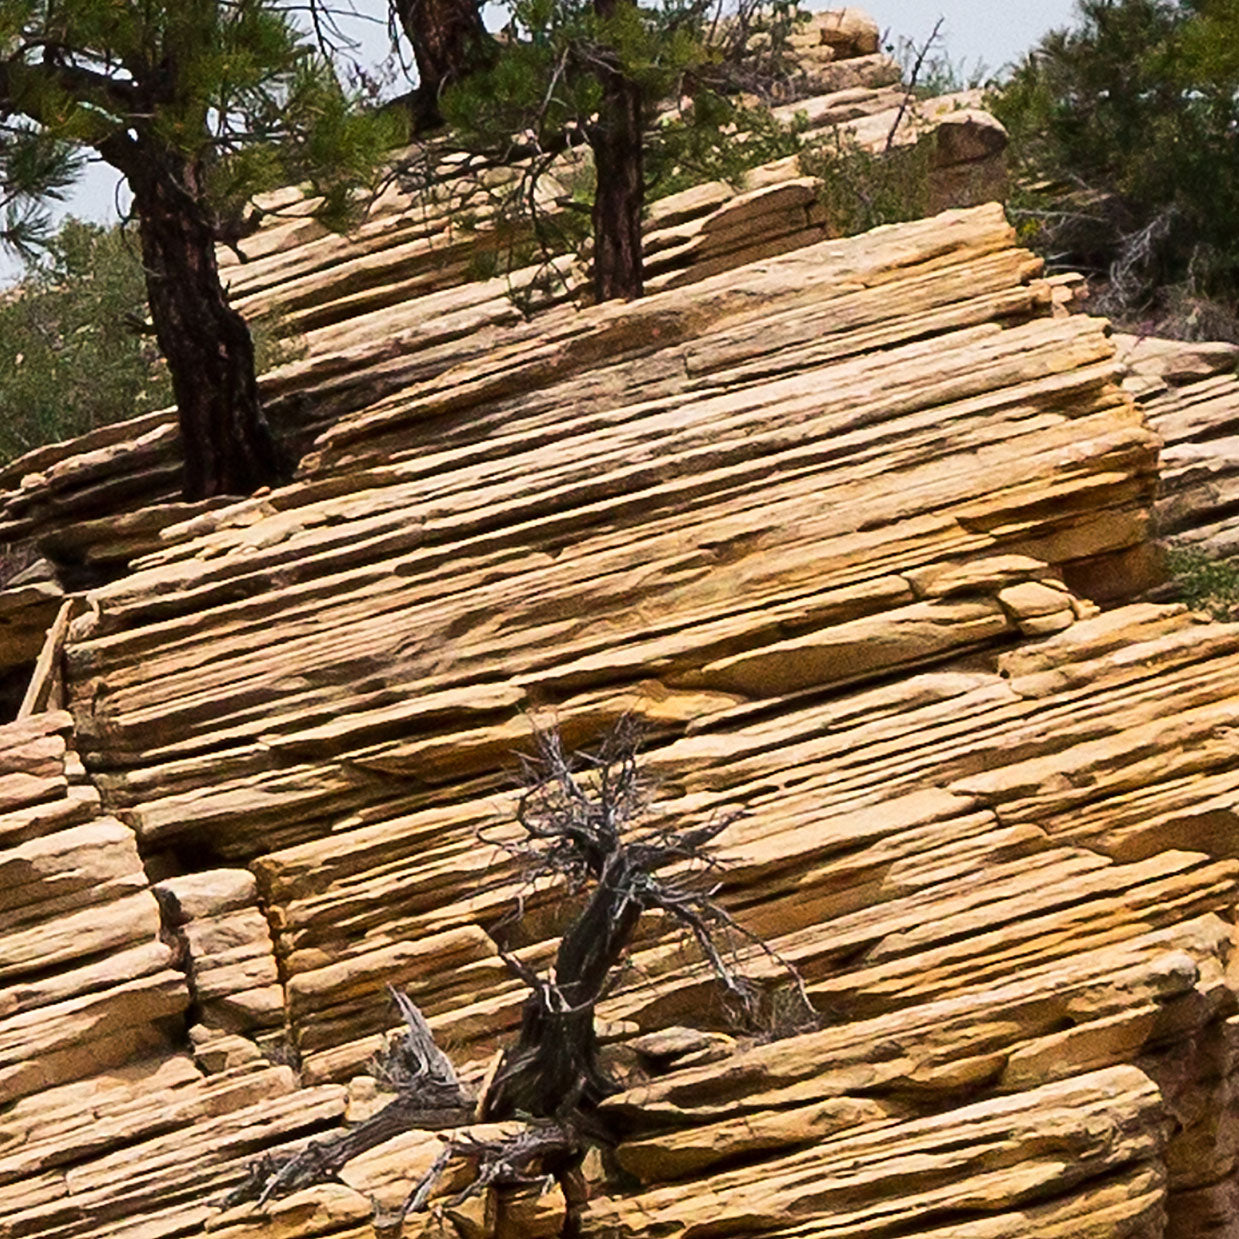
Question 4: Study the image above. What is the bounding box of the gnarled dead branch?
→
[223,985,473,1208]
[226,720,811,1230]
[480,719,807,1121]
[394,1121,579,1226]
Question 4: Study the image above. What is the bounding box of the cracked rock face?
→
[2,14,1239,1239]
[6,198,1237,1236]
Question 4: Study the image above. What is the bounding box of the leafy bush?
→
[0,218,302,466]
[990,0,1239,335]
[800,129,934,237]
[0,219,170,464]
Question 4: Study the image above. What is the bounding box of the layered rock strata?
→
[0,25,1234,1224]
[0,710,348,1239]
[0,199,1235,1239]
[1118,332,1239,558]
[0,8,1006,591]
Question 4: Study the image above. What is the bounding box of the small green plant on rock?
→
[1165,546,1239,619]
[800,128,934,237]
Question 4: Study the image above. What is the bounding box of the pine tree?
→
[0,1,401,498]
[439,0,803,301]
[391,0,495,130]
[992,0,1239,329]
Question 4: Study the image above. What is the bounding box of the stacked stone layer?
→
[1117,333,1239,558]
[0,8,1005,596]
[0,711,350,1239]
[0,201,1232,1238]
[0,27,1236,1230]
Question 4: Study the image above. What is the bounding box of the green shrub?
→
[990,0,1239,334]
[800,129,934,237]
[0,219,170,463]
[0,217,302,466]
[646,93,806,202]
[1165,545,1239,618]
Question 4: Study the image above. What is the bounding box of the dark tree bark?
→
[589,0,646,301]
[484,863,643,1120]
[392,0,494,131]
[127,148,284,501]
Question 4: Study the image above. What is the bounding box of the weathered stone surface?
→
[155,870,283,1035]
[589,1068,1169,1238]
[0,18,1006,570]
[16,194,1235,1236]
[155,869,260,923]
[1,15,1238,1239]
[816,7,881,57]
[0,711,190,1118]
[1115,331,1239,559]
[0,571,66,679]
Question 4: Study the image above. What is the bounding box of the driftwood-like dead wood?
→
[19,598,74,719]
[391,1121,579,1226]
[224,721,808,1227]
[480,720,806,1122]
[224,986,472,1208]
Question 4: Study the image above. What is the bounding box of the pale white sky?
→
[2,0,1079,282]
[865,1,1077,77]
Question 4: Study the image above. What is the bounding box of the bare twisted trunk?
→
[484,859,644,1119]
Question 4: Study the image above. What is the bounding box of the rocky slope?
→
[3,14,1239,1239]
[0,8,1005,586]
[1118,332,1239,559]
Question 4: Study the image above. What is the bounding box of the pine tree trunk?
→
[130,151,283,501]
[393,0,492,130]
[590,0,645,301]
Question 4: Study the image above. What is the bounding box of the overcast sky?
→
[2,0,1080,283]
[865,0,1076,75]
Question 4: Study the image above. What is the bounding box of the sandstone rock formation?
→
[2,198,1238,1238]
[3,13,1239,1239]
[1117,332,1239,559]
[0,9,1005,586]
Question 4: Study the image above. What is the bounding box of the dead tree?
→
[385,1121,583,1233]
[232,720,808,1224]
[396,720,788,1223]
[223,987,472,1208]
[480,720,766,1120]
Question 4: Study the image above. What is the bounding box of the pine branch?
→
[0,55,143,131]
